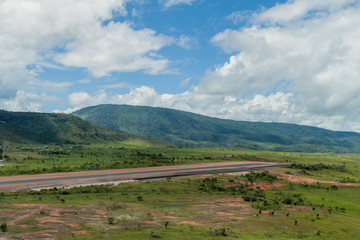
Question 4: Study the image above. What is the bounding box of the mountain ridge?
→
[0,109,158,145]
[73,104,360,153]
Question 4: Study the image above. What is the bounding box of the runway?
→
[0,161,288,191]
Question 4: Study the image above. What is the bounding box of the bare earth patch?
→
[179,221,203,226]
[272,171,360,186]
[222,178,285,190]
[0,203,108,239]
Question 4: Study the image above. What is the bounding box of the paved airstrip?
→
[0,161,288,191]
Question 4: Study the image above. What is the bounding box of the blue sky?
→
[1,0,360,132]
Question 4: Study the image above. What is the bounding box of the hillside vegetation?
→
[74,104,360,152]
[0,110,155,145]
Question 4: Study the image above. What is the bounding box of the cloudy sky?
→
[1,0,360,131]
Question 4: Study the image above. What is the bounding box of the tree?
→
[0,223,7,232]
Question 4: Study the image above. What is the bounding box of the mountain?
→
[73,104,360,153]
[0,110,154,145]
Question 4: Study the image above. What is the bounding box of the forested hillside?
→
[0,110,145,144]
[73,104,360,152]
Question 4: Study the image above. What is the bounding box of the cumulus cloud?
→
[253,0,356,25]
[0,91,59,112]
[198,0,360,130]
[68,90,108,109]
[3,0,360,133]
[67,85,360,132]
[64,86,296,122]
[55,22,173,77]
[0,0,173,110]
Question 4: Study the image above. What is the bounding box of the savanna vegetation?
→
[0,141,360,239]
[0,169,359,239]
[1,108,360,239]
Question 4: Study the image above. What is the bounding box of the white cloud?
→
[55,22,173,77]
[253,0,356,25]
[177,35,199,50]
[29,80,73,92]
[99,82,134,89]
[0,91,59,112]
[199,0,360,130]
[64,82,360,132]
[226,11,251,25]
[160,0,198,8]
[0,0,173,110]
[78,79,91,84]
[180,77,191,87]
[64,86,296,121]
[2,0,360,133]
[68,90,108,109]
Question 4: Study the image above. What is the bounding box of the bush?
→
[212,227,229,236]
[244,171,277,183]
[0,223,7,232]
[150,230,160,238]
[107,217,115,225]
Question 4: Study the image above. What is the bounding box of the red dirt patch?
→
[164,216,180,220]
[179,221,203,226]
[36,217,65,224]
[274,171,360,186]
[15,229,59,240]
[223,179,284,190]
[216,212,234,216]
[72,230,91,235]
[49,210,62,217]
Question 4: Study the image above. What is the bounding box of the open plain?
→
[1,144,360,239]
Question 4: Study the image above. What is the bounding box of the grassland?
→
[1,172,359,239]
[1,143,360,239]
[1,142,360,183]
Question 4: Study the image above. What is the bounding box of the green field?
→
[1,143,360,239]
[1,142,360,183]
[0,173,359,239]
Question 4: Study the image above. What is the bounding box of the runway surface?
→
[0,161,288,191]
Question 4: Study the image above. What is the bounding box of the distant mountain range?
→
[73,104,360,153]
[0,110,152,145]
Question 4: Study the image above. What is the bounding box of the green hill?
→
[73,104,360,152]
[0,110,154,145]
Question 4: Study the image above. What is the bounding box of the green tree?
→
[0,223,7,232]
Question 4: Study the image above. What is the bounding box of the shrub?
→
[244,171,277,183]
[0,223,7,232]
[107,217,115,225]
[212,227,229,236]
[150,230,160,238]
[107,203,124,210]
